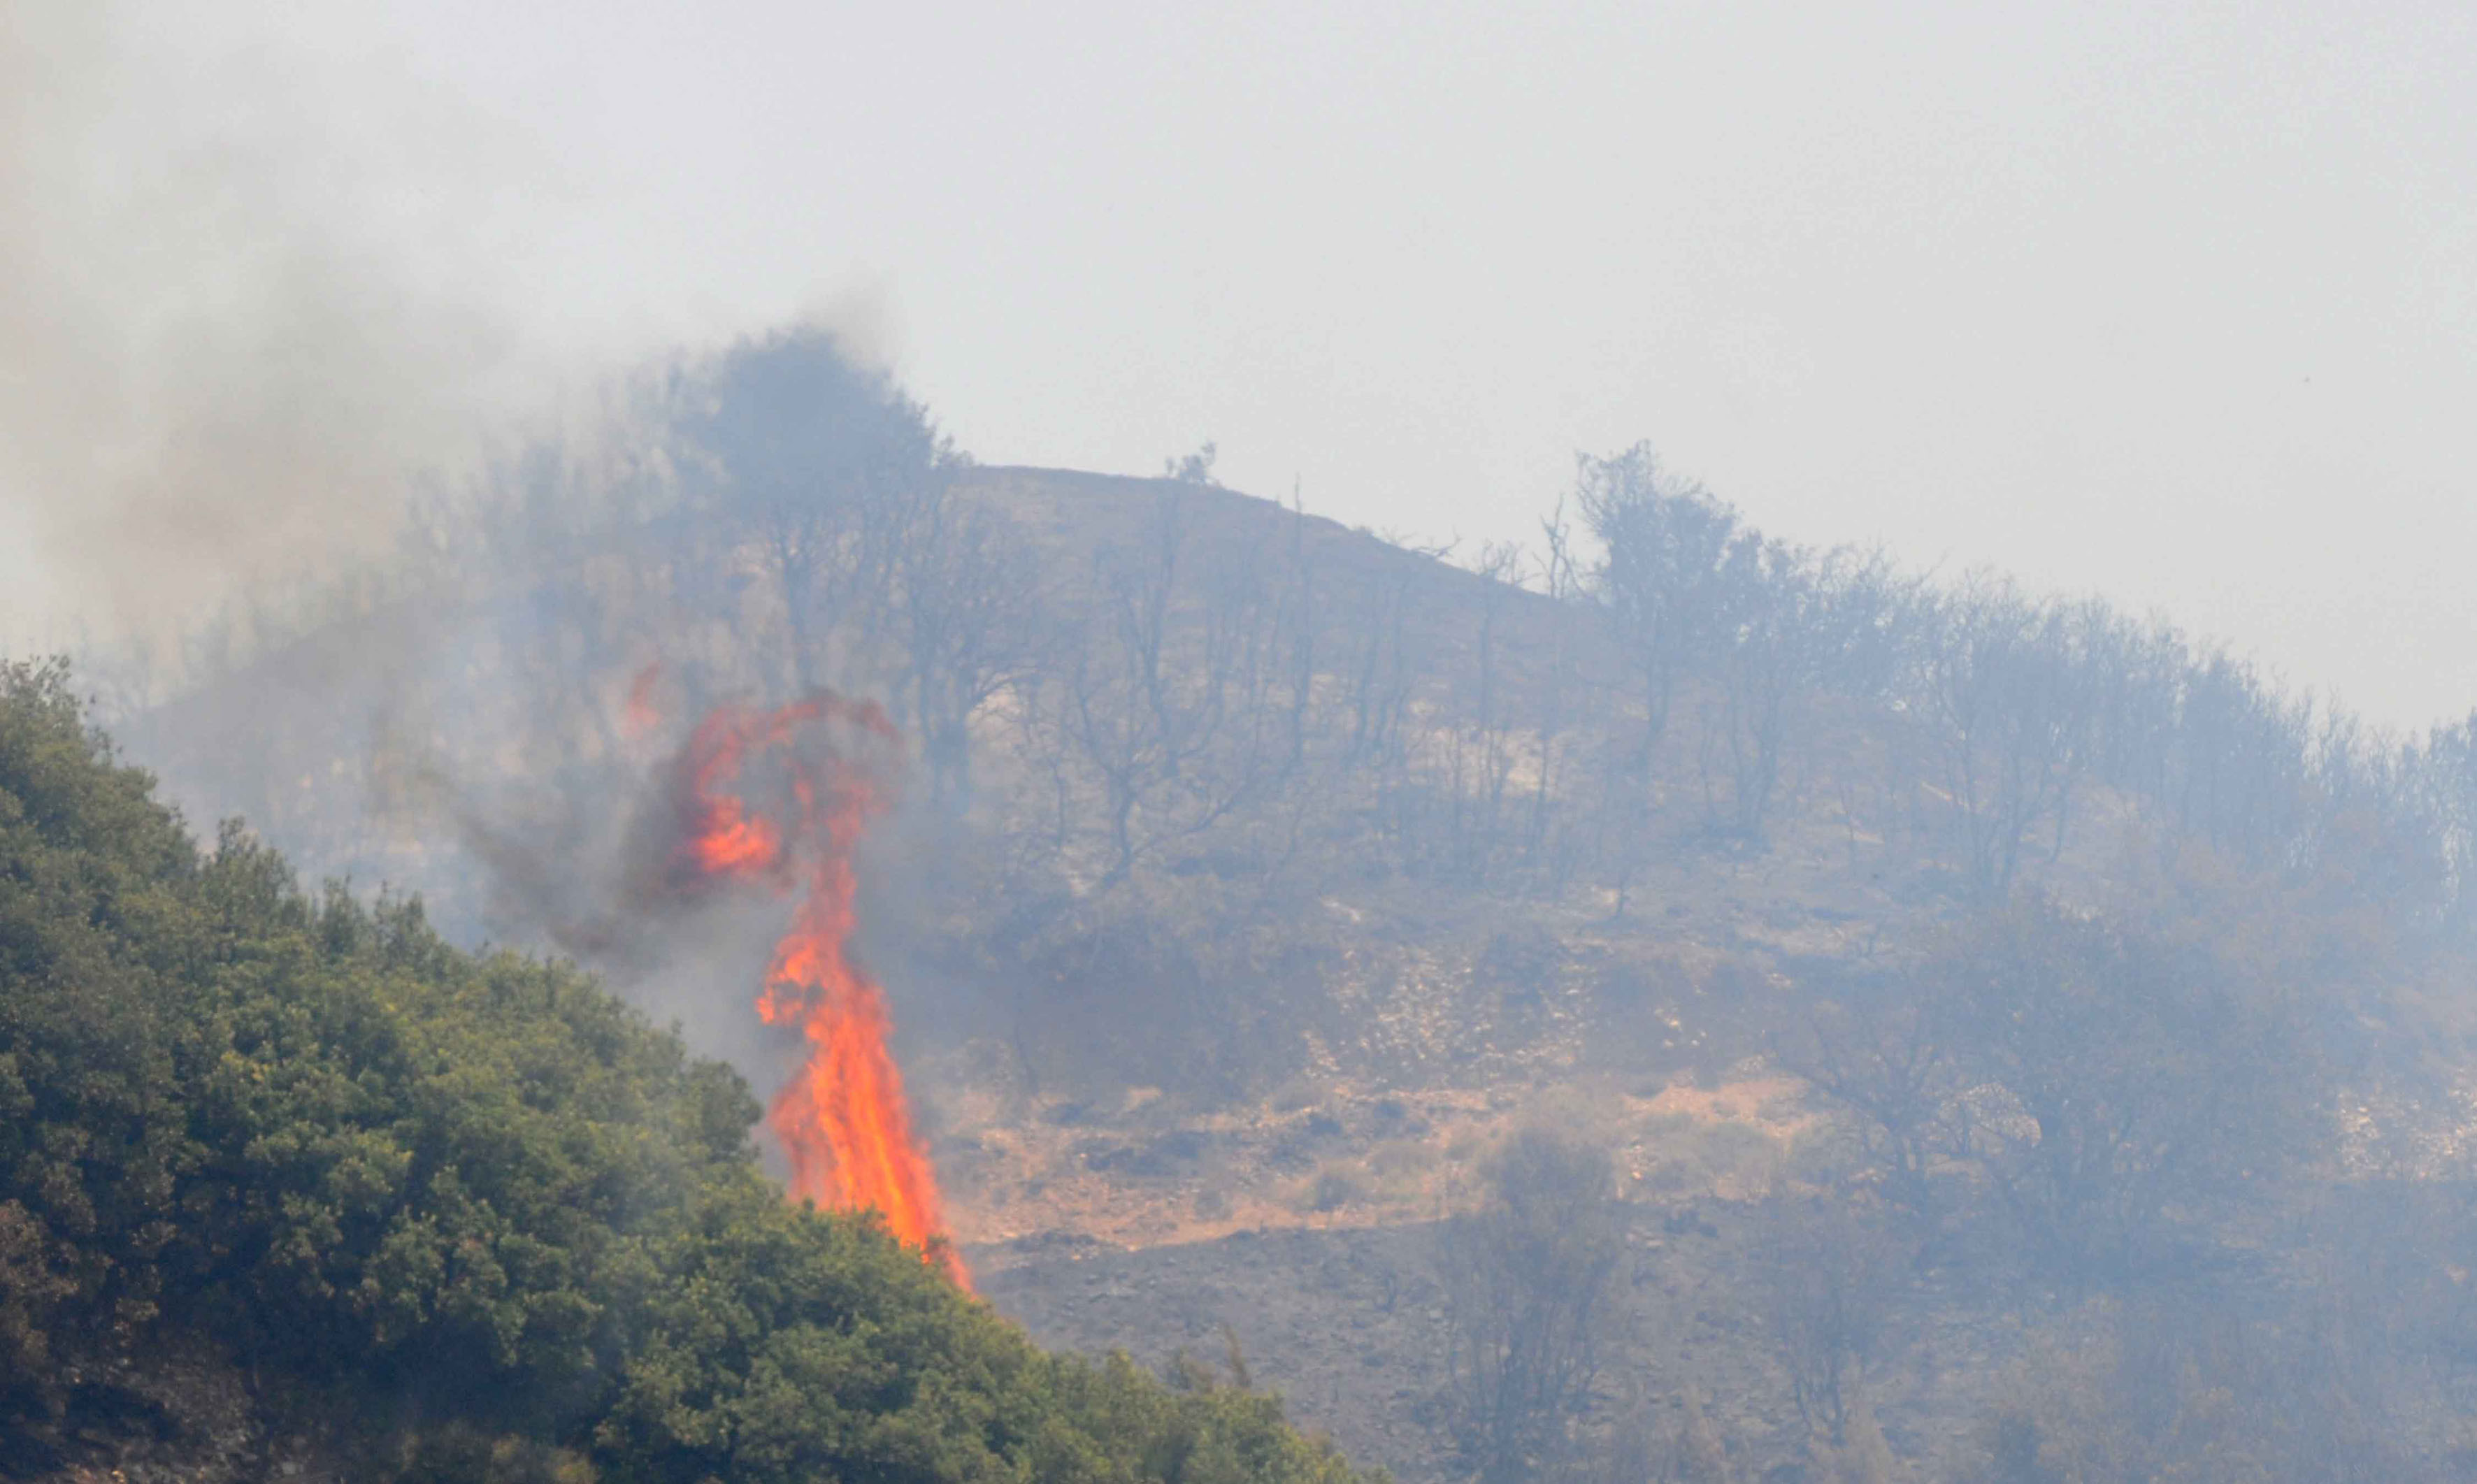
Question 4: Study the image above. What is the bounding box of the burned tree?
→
[1929,898,2317,1283]
[1059,488,1287,884]
[1751,1194,1906,1452]
[1780,980,1953,1223]
[884,482,1043,807]
[1909,577,2099,898]
[1700,531,1814,842]
[1439,1128,1629,1484]
[677,328,956,693]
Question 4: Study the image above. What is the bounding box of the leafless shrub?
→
[1439,1127,1629,1484]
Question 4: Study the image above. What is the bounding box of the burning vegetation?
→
[46,329,2477,1483]
[0,658,1370,1483]
[670,691,969,1287]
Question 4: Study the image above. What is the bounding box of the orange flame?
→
[673,695,969,1288]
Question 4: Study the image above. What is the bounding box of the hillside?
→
[62,330,2477,1482]
[0,658,1375,1484]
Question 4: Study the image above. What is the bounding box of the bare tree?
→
[1439,1128,1630,1484]
[1929,898,2316,1283]
[1910,577,2097,898]
[1752,1195,1905,1450]
[1435,541,1529,884]
[1577,444,1739,778]
[1700,533,1814,842]
[1061,489,1280,882]
[1521,499,1598,891]
[2412,710,2477,941]
[885,483,1043,807]
[2169,646,2319,867]
[1779,985,1953,1222]
[676,328,952,692]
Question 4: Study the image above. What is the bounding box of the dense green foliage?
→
[0,658,1372,1483]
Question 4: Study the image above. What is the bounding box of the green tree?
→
[0,657,1379,1484]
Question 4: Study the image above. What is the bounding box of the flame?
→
[672,694,970,1288]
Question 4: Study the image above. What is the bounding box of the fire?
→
[671,693,970,1288]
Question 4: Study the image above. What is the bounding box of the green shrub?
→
[0,658,1378,1484]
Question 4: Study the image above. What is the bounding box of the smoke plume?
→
[0,5,584,665]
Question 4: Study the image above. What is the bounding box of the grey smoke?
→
[0,6,920,1127]
[1,5,598,668]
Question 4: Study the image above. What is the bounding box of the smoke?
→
[0,5,598,663]
[0,10,982,1238]
[0,10,946,1127]
[408,678,956,1155]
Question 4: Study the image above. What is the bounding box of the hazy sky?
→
[7,1,2473,728]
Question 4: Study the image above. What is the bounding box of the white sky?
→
[7,1,2474,728]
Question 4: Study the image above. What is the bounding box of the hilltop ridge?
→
[56,331,2477,1481]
